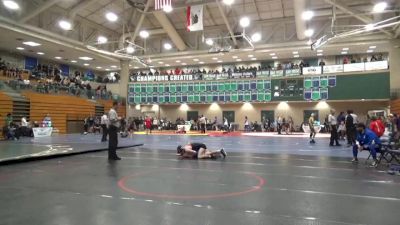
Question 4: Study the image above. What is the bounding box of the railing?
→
[1,79,115,101]
[130,61,388,83]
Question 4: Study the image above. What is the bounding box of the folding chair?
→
[387,150,400,164]
[365,143,391,165]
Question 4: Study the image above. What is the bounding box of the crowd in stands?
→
[342,53,384,64]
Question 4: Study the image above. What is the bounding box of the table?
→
[177,124,191,132]
[32,127,53,137]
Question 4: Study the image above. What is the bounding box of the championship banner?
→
[187,5,203,31]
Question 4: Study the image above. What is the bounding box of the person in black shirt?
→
[177,143,227,159]
[345,110,356,146]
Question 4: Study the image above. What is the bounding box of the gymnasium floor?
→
[1,134,400,225]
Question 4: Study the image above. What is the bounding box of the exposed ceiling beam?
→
[19,0,62,23]
[216,0,238,47]
[153,11,187,51]
[69,0,98,18]
[131,0,152,42]
[204,5,216,26]
[252,0,261,20]
[324,0,394,38]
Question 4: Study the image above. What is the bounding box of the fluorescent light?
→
[22,41,41,47]
[317,49,323,53]
[158,61,164,64]
[373,2,387,13]
[164,43,172,50]
[239,17,250,28]
[96,66,102,69]
[217,60,223,63]
[58,20,72,30]
[236,59,242,62]
[199,62,205,64]
[293,51,298,54]
[163,5,173,13]
[97,36,108,44]
[272,56,278,59]
[165,64,170,66]
[181,63,187,66]
[126,46,135,53]
[342,47,349,51]
[16,47,24,50]
[84,63,90,66]
[232,56,238,59]
[212,57,218,60]
[365,24,374,31]
[193,58,199,61]
[110,65,117,68]
[369,46,377,49]
[251,58,257,60]
[37,52,44,55]
[79,56,93,61]
[251,33,262,42]
[223,0,234,5]
[367,49,374,53]
[175,60,181,63]
[206,38,214,46]
[269,53,276,56]
[317,53,323,56]
[71,60,77,63]
[105,12,118,22]
[341,51,348,55]
[302,10,314,21]
[294,55,299,58]
[105,69,110,71]
[139,30,149,39]
[304,29,314,37]
[55,56,62,60]
[134,66,139,69]
[3,0,19,10]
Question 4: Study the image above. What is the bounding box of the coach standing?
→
[108,102,121,160]
[100,112,108,142]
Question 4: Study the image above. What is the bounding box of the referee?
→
[108,102,121,160]
[328,110,341,146]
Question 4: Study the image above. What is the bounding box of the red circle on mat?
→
[118,170,266,200]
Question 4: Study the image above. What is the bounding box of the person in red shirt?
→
[369,116,385,137]
[144,116,152,135]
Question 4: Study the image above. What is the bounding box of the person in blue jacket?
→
[352,123,381,167]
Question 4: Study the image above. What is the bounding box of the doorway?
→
[187,111,199,121]
[303,110,319,123]
[222,111,235,124]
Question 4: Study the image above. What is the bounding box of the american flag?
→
[155,0,172,10]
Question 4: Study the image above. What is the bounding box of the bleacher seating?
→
[99,99,126,118]
[0,92,12,129]
[390,99,400,115]
[22,92,96,134]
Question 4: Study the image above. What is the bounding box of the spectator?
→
[369,116,385,137]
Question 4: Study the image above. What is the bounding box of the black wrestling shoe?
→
[108,156,121,160]
[220,148,227,158]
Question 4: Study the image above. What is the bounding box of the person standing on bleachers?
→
[101,113,108,142]
[108,102,121,160]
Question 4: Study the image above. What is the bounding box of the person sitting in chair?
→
[352,123,381,167]
[177,143,227,159]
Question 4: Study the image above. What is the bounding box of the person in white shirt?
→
[108,102,120,160]
[21,117,28,127]
[328,110,341,146]
[100,113,108,142]
[199,115,206,133]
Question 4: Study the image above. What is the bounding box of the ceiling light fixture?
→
[139,30,149,39]
[269,53,276,56]
[302,10,314,21]
[163,5,173,13]
[341,51,348,55]
[294,55,300,58]
[164,43,172,50]
[71,60,77,63]
[181,63,187,66]
[232,56,238,59]
[134,66,139,69]
[105,12,118,22]
[317,49,323,53]
[165,64,170,66]
[272,56,278,59]
[367,49,374,53]
[110,65,117,68]
[22,41,41,47]
[55,56,62,60]
[317,53,323,56]
[158,61,164,64]
[3,0,19,10]
[307,39,313,45]
[369,46,377,49]
[206,38,214,46]
[248,55,254,57]
[126,45,135,53]
[251,58,257,60]
[58,20,72,30]
[212,57,218,60]
[236,59,242,62]
[373,2,387,13]
[223,0,234,5]
[37,52,44,55]
[97,36,108,44]
[217,60,223,63]
[239,17,250,28]
[365,24,374,31]
[251,33,262,42]
[79,56,93,61]
[293,51,299,54]
[342,47,349,51]
[193,58,199,61]
[16,47,24,50]
[84,63,89,66]
[96,66,102,69]
[304,29,314,37]
[176,60,181,63]
[199,62,205,64]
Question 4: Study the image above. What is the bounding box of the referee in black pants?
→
[108,102,121,160]
[328,110,341,146]
[101,113,108,142]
